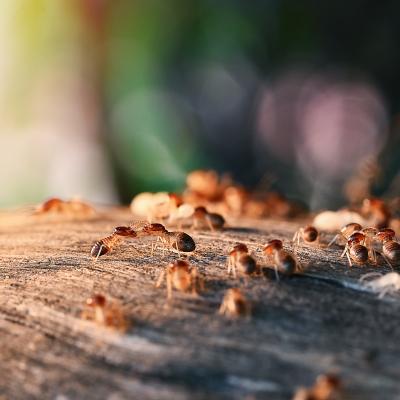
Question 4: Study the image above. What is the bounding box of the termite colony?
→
[86,172,400,328]
[33,169,397,395]
[86,170,307,323]
[130,169,303,224]
[326,223,400,268]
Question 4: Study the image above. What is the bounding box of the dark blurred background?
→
[1,0,400,209]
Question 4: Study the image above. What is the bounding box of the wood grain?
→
[0,208,399,400]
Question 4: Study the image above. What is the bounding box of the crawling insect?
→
[340,232,369,267]
[360,272,400,298]
[168,205,225,231]
[135,222,170,254]
[191,206,225,231]
[374,228,400,267]
[167,231,196,253]
[328,222,362,247]
[219,288,250,318]
[293,374,341,400]
[263,239,302,280]
[81,293,128,332]
[293,225,319,246]
[136,222,196,254]
[227,243,258,278]
[34,197,95,216]
[155,260,204,299]
[90,222,196,259]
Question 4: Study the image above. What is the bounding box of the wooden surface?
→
[0,208,399,400]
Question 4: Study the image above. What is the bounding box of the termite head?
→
[142,223,168,235]
[263,239,283,255]
[341,222,362,237]
[347,232,365,245]
[86,294,106,307]
[171,232,196,252]
[193,206,208,218]
[375,228,396,243]
[114,226,137,237]
[303,226,318,242]
[39,197,63,212]
[231,243,248,255]
[90,241,109,258]
[379,228,395,237]
[170,259,190,270]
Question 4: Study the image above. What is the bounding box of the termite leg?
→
[95,244,104,262]
[328,234,339,247]
[155,269,166,288]
[274,264,280,282]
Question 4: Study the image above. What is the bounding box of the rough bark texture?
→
[0,208,399,400]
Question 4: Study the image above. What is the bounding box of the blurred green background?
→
[1,0,399,209]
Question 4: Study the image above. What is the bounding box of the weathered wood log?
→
[0,208,399,399]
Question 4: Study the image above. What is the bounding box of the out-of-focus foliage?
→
[1,0,400,208]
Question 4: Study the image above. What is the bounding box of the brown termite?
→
[340,232,368,267]
[345,228,393,268]
[293,225,319,246]
[374,228,400,267]
[90,226,137,260]
[293,374,341,400]
[227,243,258,278]
[191,206,225,230]
[91,222,196,259]
[218,288,251,318]
[135,222,170,254]
[263,239,301,280]
[361,227,394,268]
[136,222,196,254]
[168,205,225,231]
[34,197,95,216]
[327,222,363,247]
[35,197,65,213]
[81,294,128,332]
[155,260,204,299]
